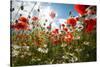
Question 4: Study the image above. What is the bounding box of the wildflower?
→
[12,45,21,49]
[83,41,90,45]
[84,19,96,32]
[52,40,59,45]
[66,17,77,27]
[13,20,30,31]
[37,48,48,54]
[23,46,30,51]
[37,58,41,61]
[52,28,59,35]
[84,18,96,25]
[12,50,19,57]
[62,62,66,64]
[43,44,47,48]
[69,57,78,63]
[27,52,31,56]
[31,16,39,21]
[61,43,67,47]
[74,36,80,40]
[11,24,16,29]
[75,48,82,52]
[62,55,68,59]
[18,16,28,22]
[20,55,24,58]
[31,59,36,62]
[49,10,56,19]
[64,32,73,43]
[76,24,84,31]
[74,4,89,15]
[85,24,94,32]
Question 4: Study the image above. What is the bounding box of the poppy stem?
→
[13,1,24,22]
[27,2,37,18]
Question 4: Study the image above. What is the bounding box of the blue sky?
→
[50,3,79,19]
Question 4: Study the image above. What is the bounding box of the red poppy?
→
[51,29,59,36]
[53,40,59,45]
[13,21,29,30]
[64,32,73,43]
[49,11,56,19]
[85,24,94,32]
[84,19,96,32]
[84,19,96,25]
[67,17,77,26]
[18,16,28,22]
[16,23,28,30]
[11,24,16,29]
[32,16,39,21]
[50,37,60,45]
[74,4,89,15]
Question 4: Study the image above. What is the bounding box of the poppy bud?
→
[15,20,18,23]
[63,28,68,32]
[44,23,46,26]
[10,8,15,12]
[45,19,48,22]
[37,9,40,12]
[61,24,65,27]
[20,14,22,16]
[47,26,51,29]
[21,5,24,10]
[32,16,38,21]
[28,15,31,18]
